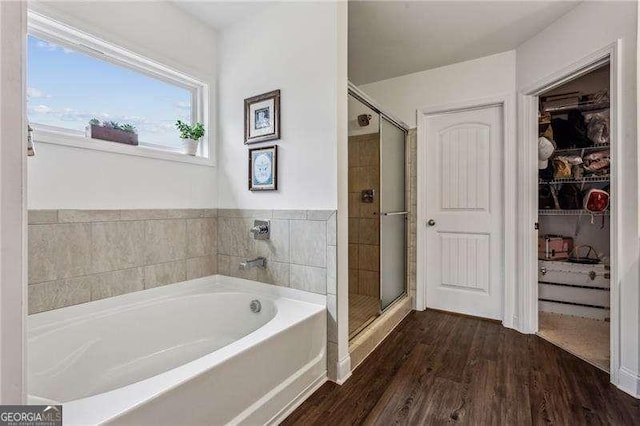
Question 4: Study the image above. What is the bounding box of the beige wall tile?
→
[358,218,380,245]
[91,221,145,273]
[257,261,290,287]
[273,210,306,220]
[55,223,92,279]
[186,255,218,280]
[327,212,337,246]
[58,210,120,223]
[348,192,360,218]
[144,260,186,289]
[355,166,379,191]
[217,217,255,257]
[166,209,203,219]
[359,270,380,297]
[348,167,359,193]
[28,225,57,283]
[28,278,91,314]
[349,269,359,294]
[144,219,187,264]
[91,267,144,301]
[349,244,358,270]
[326,245,337,295]
[217,254,230,276]
[28,210,58,224]
[358,244,379,271]
[348,138,360,168]
[360,138,380,167]
[255,219,289,262]
[186,218,218,258]
[290,220,326,267]
[306,210,334,221]
[218,209,272,219]
[359,198,379,218]
[327,293,337,343]
[348,218,359,244]
[120,209,170,220]
[290,264,326,294]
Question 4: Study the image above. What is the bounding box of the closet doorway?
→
[347,91,407,339]
[533,59,614,372]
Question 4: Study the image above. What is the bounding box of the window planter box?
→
[86,124,138,146]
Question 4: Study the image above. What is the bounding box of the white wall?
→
[516,0,639,396]
[358,50,517,128]
[217,2,339,210]
[27,1,218,209]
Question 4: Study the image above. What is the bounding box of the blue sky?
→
[27,34,192,148]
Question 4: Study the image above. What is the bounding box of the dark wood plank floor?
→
[283,309,640,425]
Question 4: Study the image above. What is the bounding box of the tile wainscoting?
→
[28,209,218,314]
[28,208,337,314]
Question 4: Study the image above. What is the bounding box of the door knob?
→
[427,219,436,227]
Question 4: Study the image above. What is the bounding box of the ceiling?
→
[349,0,581,85]
[172,1,273,31]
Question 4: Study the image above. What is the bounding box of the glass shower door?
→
[379,117,407,310]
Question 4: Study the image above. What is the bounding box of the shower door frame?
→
[348,83,410,314]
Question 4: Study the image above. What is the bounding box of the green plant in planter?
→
[103,121,121,130]
[89,118,100,126]
[176,120,205,140]
[121,123,137,134]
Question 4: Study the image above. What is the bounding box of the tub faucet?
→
[239,257,267,270]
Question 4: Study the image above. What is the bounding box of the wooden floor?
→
[283,309,639,425]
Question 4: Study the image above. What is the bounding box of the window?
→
[27,12,211,164]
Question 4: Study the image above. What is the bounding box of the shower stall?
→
[348,89,408,338]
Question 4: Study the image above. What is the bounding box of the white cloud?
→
[31,105,51,114]
[27,87,51,99]
[175,101,191,110]
[36,40,73,54]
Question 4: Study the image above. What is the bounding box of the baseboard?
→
[335,354,352,385]
[267,373,327,425]
[617,367,640,399]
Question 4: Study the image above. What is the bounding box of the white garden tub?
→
[28,275,327,425]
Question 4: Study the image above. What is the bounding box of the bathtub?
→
[28,275,327,425]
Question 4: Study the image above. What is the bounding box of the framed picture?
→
[249,145,278,191]
[244,90,280,144]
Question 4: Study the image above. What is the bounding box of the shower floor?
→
[349,294,379,338]
[538,311,610,372]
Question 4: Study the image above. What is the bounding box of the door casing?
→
[518,42,621,388]
[416,93,517,330]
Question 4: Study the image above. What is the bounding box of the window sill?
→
[32,127,215,167]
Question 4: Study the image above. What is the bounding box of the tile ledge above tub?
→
[28,209,218,224]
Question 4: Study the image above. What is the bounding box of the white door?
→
[422,105,503,320]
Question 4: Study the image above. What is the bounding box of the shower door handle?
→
[381,211,408,216]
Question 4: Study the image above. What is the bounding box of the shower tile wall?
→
[348,133,380,298]
[28,209,218,314]
[216,209,336,296]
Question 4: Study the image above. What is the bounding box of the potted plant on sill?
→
[86,118,138,145]
[176,120,205,156]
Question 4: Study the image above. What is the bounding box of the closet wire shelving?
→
[539,175,610,185]
[539,209,610,216]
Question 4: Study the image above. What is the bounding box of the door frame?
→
[416,93,517,329]
[0,0,28,403]
[518,41,621,384]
